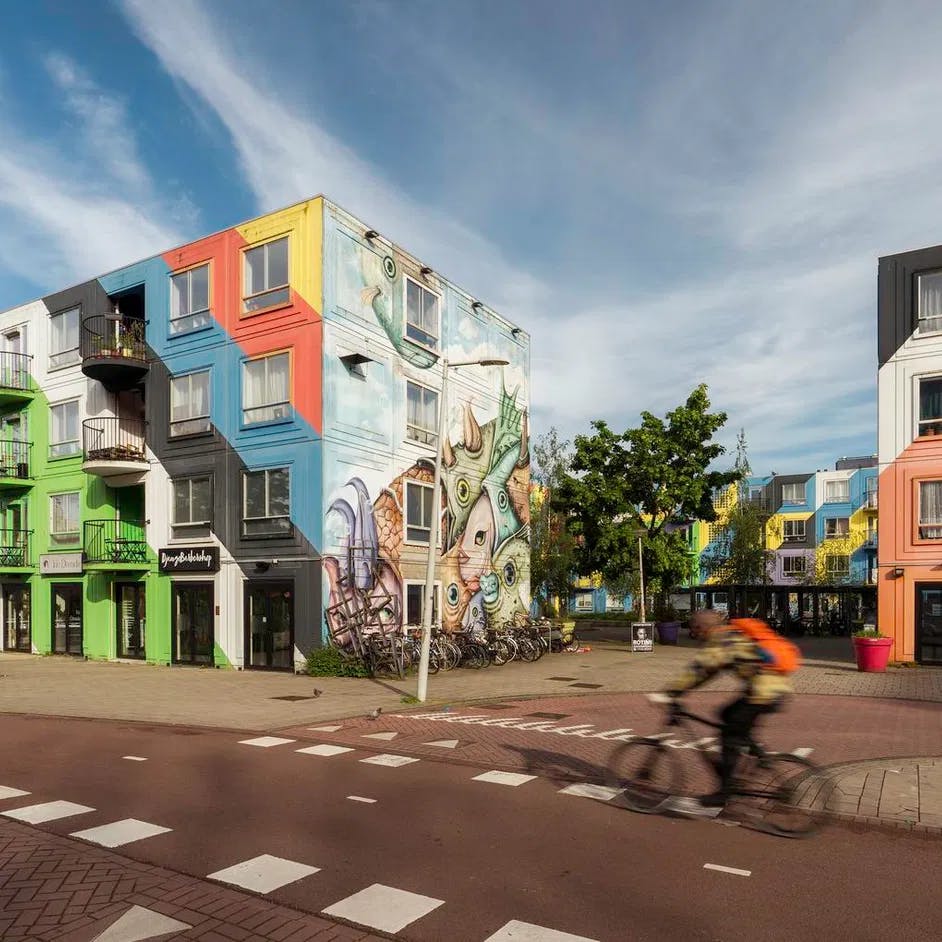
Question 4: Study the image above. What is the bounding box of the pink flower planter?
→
[852,636,893,672]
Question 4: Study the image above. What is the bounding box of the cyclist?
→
[665,608,797,807]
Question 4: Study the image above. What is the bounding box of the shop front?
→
[160,546,219,666]
[244,581,294,670]
[2,582,30,651]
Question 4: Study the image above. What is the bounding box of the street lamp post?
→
[416,355,510,703]
[634,529,647,623]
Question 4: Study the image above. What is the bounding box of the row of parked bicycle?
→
[339,619,582,679]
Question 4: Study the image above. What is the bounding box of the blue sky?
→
[3,0,942,473]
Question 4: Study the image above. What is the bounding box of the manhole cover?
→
[527,712,570,720]
[269,695,315,702]
[548,676,577,681]
[569,683,602,689]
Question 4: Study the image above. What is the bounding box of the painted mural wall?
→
[320,202,531,639]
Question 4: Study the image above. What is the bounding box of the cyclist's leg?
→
[716,697,779,799]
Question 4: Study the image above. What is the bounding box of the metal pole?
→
[638,534,646,623]
[417,359,448,702]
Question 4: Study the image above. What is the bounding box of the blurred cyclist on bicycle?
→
[665,608,798,807]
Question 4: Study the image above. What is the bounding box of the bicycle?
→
[604,695,822,838]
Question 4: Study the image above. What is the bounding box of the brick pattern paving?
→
[0,820,386,941]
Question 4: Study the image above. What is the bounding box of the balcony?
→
[81,316,148,390]
[83,519,149,567]
[0,352,33,407]
[0,438,31,486]
[0,529,31,568]
[82,418,148,485]
[865,492,878,510]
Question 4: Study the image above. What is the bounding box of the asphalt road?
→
[0,714,938,941]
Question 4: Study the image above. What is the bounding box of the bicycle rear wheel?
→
[605,739,683,813]
[732,753,821,838]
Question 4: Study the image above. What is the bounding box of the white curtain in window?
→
[266,354,289,406]
[919,272,942,321]
[921,481,942,529]
[243,360,265,410]
[51,402,78,445]
[191,372,209,417]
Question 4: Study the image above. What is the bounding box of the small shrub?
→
[305,646,369,677]
[852,628,887,640]
[400,694,420,704]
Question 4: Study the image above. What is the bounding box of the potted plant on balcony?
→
[852,628,893,672]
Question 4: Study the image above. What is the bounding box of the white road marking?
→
[792,747,814,758]
[359,754,420,767]
[238,736,296,748]
[347,796,377,804]
[484,919,600,941]
[0,786,30,800]
[704,863,751,877]
[296,744,354,757]
[91,904,191,941]
[558,783,622,802]
[122,756,147,762]
[323,883,444,933]
[207,854,320,893]
[647,692,672,703]
[308,724,343,732]
[70,819,172,848]
[424,739,459,749]
[473,770,537,787]
[3,801,95,824]
[361,731,399,740]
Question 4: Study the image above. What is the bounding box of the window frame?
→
[824,517,850,539]
[169,369,212,439]
[574,593,594,612]
[824,480,850,503]
[825,554,850,578]
[241,236,290,315]
[169,261,212,336]
[49,490,80,545]
[782,555,806,576]
[403,275,441,353]
[48,306,81,371]
[241,466,292,539]
[916,269,942,336]
[403,580,441,628]
[170,475,214,539]
[241,350,291,427]
[405,379,439,447]
[404,479,435,545]
[781,482,806,505]
[49,399,81,459]
[917,375,942,438]
[782,519,806,543]
[917,478,942,541]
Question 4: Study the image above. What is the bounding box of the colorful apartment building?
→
[0,197,530,669]
[877,243,942,664]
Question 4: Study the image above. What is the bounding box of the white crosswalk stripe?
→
[238,736,296,748]
[296,744,354,757]
[2,801,95,823]
[207,854,320,893]
[322,883,444,933]
[359,754,420,767]
[71,819,172,848]
[484,920,600,941]
[473,771,536,787]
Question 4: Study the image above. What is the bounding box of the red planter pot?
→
[852,636,893,672]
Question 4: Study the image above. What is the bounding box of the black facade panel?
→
[878,243,942,367]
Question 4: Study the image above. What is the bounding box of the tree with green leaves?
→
[529,427,579,616]
[553,385,738,608]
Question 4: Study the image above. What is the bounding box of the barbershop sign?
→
[159,546,219,573]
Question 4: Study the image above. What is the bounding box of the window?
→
[919,480,942,539]
[826,555,850,577]
[405,480,434,543]
[918,377,942,436]
[575,593,594,612]
[242,467,291,537]
[782,555,806,576]
[783,519,806,542]
[824,480,850,502]
[406,381,438,446]
[50,492,80,544]
[404,582,440,627]
[170,264,211,335]
[825,517,849,539]
[405,277,440,350]
[917,270,942,334]
[781,482,806,504]
[243,237,289,313]
[172,476,212,538]
[170,370,210,437]
[242,353,290,424]
[49,307,80,370]
[49,400,80,458]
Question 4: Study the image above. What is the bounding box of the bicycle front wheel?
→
[734,753,821,838]
[605,739,683,813]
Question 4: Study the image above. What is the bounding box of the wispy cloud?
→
[0,54,189,292]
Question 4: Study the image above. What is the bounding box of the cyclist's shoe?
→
[699,790,729,808]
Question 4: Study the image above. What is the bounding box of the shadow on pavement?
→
[505,744,608,785]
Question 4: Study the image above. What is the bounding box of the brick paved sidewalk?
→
[0,819,385,942]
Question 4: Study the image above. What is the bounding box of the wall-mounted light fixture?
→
[254,561,271,573]
[364,229,379,241]
[471,300,483,311]
[511,327,522,337]
[420,265,433,277]
[893,567,904,578]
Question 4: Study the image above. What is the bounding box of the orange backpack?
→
[729,618,801,675]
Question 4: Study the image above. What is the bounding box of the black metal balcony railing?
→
[0,351,32,392]
[0,529,31,567]
[81,316,147,362]
[82,418,146,463]
[0,438,30,479]
[83,519,148,564]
